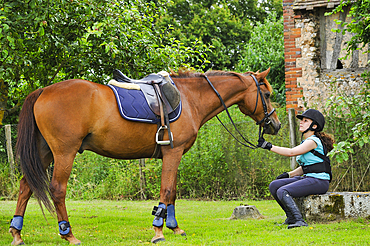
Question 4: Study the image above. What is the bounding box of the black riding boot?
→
[276,200,295,225]
[282,209,295,225]
[273,193,295,225]
[280,191,308,229]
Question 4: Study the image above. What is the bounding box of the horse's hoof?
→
[60,233,81,245]
[151,237,165,244]
[171,227,186,236]
[11,241,25,245]
[10,228,25,245]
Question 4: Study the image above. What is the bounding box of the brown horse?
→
[10,69,280,245]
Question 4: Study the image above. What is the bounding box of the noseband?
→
[202,73,275,149]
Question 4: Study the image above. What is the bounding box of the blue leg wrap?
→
[58,221,71,235]
[166,204,178,229]
[10,215,23,231]
[152,202,166,227]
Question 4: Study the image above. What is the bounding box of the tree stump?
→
[229,205,263,220]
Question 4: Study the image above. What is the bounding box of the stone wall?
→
[283,0,369,112]
[295,192,370,222]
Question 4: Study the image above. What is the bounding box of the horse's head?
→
[238,68,281,135]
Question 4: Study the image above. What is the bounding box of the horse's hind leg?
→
[9,177,33,245]
[9,138,53,245]
[50,154,81,245]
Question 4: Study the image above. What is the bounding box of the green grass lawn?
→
[1,199,369,245]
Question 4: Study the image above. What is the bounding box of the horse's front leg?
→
[51,154,81,245]
[151,148,186,243]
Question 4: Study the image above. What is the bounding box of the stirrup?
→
[156,125,173,145]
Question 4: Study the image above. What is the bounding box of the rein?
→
[202,73,275,149]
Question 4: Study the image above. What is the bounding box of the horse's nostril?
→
[275,123,282,134]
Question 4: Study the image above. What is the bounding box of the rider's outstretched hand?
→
[257,137,272,150]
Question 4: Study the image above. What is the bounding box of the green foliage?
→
[0,160,21,200]
[321,72,370,191]
[0,160,10,198]
[235,13,285,105]
[69,155,141,200]
[0,0,209,83]
[1,0,285,124]
[327,0,370,60]
[0,125,20,200]
[324,72,370,163]
[0,127,7,161]
[0,0,212,124]
[153,0,283,70]
[67,152,163,200]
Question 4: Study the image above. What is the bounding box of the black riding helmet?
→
[296,109,325,132]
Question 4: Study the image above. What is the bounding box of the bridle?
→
[202,73,275,149]
[249,74,276,125]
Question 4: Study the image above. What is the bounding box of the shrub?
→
[322,71,370,191]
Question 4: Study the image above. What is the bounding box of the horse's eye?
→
[265,92,270,99]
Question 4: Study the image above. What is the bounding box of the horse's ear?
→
[256,68,270,81]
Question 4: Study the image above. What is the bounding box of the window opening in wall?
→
[336,59,343,69]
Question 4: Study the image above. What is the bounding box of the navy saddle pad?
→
[108,84,182,124]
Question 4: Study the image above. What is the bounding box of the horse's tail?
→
[16,88,55,214]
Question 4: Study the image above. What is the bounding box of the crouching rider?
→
[257,109,334,229]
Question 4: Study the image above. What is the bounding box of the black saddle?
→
[112,69,181,149]
[113,69,164,84]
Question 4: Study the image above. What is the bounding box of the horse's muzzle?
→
[263,119,281,135]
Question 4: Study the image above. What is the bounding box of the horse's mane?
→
[170,69,273,93]
[170,69,239,78]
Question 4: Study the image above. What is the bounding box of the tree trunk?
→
[5,124,15,178]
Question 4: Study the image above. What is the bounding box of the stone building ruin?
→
[283,0,370,112]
